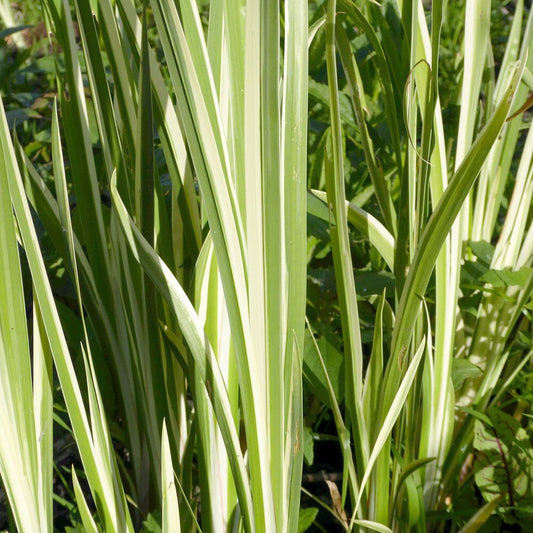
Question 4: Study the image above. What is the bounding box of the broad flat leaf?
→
[303,330,344,405]
[474,409,533,511]
[5,108,41,128]
[298,507,318,532]
[461,260,490,287]
[142,513,162,533]
[303,425,314,466]
[355,272,395,297]
[469,241,495,266]
[479,267,532,288]
[452,359,483,390]
[309,79,356,136]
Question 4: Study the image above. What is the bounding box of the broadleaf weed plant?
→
[0,0,532,531]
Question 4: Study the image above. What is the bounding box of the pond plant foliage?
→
[0,0,532,531]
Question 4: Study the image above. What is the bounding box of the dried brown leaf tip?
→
[506,92,533,122]
[325,479,349,527]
